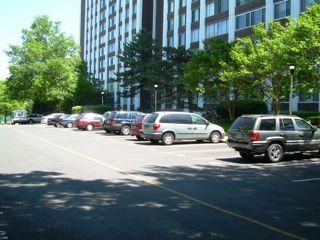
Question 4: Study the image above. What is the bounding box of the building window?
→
[236,8,265,30]
[167,36,174,47]
[109,16,115,27]
[179,33,186,46]
[300,92,319,102]
[108,43,115,53]
[109,4,115,15]
[100,11,106,20]
[206,20,228,38]
[192,8,199,23]
[168,0,174,13]
[301,0,320,12]
[168,18,174,31]
[236,0,258,6]
[179,13,186,27]
[180,0,186,8]
[108,29,115,40]
[100,23,106,32]
[108,56,115,66]
[206,2,215,17]
[107,83,115,92]
[274,0,291,20]
[191,28,199,42]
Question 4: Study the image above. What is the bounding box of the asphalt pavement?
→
[0,124,319,240]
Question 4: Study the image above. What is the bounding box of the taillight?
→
[153,124,160,130]
[250,132,260,141]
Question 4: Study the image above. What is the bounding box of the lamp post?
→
[154,84,158,111]
[101,91,104,106]
[289,65,295,115]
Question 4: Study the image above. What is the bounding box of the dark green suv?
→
[227,114,320,162]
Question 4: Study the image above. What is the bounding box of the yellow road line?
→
[11,127,307,240]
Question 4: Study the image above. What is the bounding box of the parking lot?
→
[0,124,319,240]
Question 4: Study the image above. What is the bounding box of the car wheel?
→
[86,124,94,131]
[161,132,174,145]
[209,131,221,143]
[136,135,144,141]
[66,122,73,128]
[120,125,131,135]
[28,119,33,124]
[265,143,283,163]
[239,152,254,161]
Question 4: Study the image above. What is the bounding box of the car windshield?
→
[144,113,159,123]
[230,117,256,131]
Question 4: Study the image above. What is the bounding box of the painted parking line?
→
[11,127,307,240]
[292,178,320,183]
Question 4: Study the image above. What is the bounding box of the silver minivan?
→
[142,111,226,145]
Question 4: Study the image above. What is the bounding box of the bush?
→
[216,100,268,119]
[71,105,112,114]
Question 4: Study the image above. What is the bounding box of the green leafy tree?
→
[162,46,193,110]
[230,22,296,113]
[292,4,320,96]
[116,29,163,111]
[0,81,32,123]
[181,39,249,118]
[5,15,81,111]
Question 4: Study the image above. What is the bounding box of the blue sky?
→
[0,0,81,80]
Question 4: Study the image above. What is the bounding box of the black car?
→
[104,111,143,135]
[227,114,320,162]
[59,114,78,128]
[47,114,66,126]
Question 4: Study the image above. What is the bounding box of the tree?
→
[116,29,163,111]
[181,39,250,119]
[5,15,81,111]
[162,46,193,110]
[292,4,320,96]
[0,81,32,123]
[230,22,297,114]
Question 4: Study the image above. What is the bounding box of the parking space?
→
[0,124,319,240]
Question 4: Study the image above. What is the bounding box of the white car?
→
[142,111,226,145]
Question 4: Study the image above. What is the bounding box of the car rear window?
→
[115,112,129,118]
[230,117,256,130]
[145,113,159,123]
[134,115,145,122]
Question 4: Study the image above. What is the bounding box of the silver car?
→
[142,111,226,145]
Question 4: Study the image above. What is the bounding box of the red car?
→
[75,113,104,131]
[130,114,149,140]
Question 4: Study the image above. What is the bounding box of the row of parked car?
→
[44,111,320,163]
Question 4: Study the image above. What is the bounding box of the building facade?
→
[81,0,320,112]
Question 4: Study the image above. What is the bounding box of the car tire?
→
[161,132,174,145]
[120,125,131,135]
[239,152,254,161]
[66,122,73,128]
[265,143,283,163]
[136,135,144,140]
[86,124,94,131]
[209,131,221,143]
[28,119,33,124]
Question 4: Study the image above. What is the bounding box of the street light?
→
[101,91,104,106]
[289,65,295,115]
[154,84,158,111]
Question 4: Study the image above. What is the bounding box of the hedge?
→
[72,105,112,114]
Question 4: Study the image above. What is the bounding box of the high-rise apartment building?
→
[81,0,320,112]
